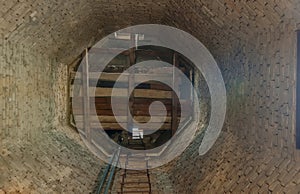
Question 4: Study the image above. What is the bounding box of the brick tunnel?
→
[1,0,300,193]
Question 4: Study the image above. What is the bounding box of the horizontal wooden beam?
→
[74,115,174,123]
[71,97,188,108]
[75,122,172,130]
[135,89,172,99]
[73,72,173,83]
[89,47,130,55]
[94,88,128,97]
[88,47,173,58]
[73,102,175,112]
[72,104,191,114]
[72,100,191,115]
[72,109,179,116]
[75,115,127,123]
[71,88,173,98]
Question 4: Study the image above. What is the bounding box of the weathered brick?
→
[1,0,300,193]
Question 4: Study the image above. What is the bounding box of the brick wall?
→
[1,0,300,193]
[0,39,100,193]
[0,0,170,190]
[0,39,53,141]
[162,0,300,193]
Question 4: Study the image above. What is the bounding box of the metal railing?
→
[96,147,121,194]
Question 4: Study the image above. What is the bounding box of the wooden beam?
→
[73,109,127,116]
[92,88,173,98]
[73,99,177,109]
[128,36,136,132]
[72,101,190,116]
[134,89,172,99]
[71,87,173,98]
[88,47,172,58]
[89,47,130,55]
[94,88,128,97]
[75,122,172,130]
[134,116,173,123]
[95,72,129,82]
[74,115,174,123]
[75,115,127,123]
[149,82,172,91]
[73,108,167,116]
[135,49,172,58]
[73,72,172,83]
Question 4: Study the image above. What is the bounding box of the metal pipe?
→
[104,147,121,194]
[96,148,118,194]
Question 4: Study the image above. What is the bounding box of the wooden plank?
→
[73,109,127,116]
[98,72,128,82]
[73,72,172,83]
[74,72,128,82]
[132,104,172,111]
[134,89,172,99]
[72,102,190,115]
[94,88,128,97]
[75,115,127,123]
[149,82,172,91]
[73,109,185,117]
[73,101,173,111]
[72,102,190,116]
[133,110,172,117]
[135,49,172,58]
[72,97,183,104]
[94,97,126,103]
[88,47,172,58]
[73,109,167,116]
[93,103,127,110]
[128,42,136,132]
[133,98,173,105]
[130,73,173,83]
[133,116,172,123]
[71,88,173,98]
[76,122,127,130]
[89,47,130,55]
[74,116,173,123]
[94,103,173,111]
[75,122,172,130]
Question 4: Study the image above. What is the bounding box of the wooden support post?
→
[127,34,136,136]
[172,52,179,135]
[82,48,91,141]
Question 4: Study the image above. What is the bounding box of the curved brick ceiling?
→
[0,0,169,63]
[1,0,299,64]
